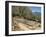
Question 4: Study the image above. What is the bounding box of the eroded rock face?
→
[12,17,41,31]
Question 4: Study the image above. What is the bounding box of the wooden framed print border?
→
[5,1,45,36]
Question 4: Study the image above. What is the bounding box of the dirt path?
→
[12,17,41,31]
[17,23,31,31]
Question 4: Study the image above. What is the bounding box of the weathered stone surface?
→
[12,17,41,31]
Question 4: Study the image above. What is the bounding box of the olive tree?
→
[12,6,32,19]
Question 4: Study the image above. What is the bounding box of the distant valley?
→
[32,12,41,16]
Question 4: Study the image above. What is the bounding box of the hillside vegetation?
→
[12,6,41,22]
[12,6,41,31]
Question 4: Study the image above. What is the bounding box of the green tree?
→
[12,6,32,19]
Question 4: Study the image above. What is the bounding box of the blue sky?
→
[31,6,41,12]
